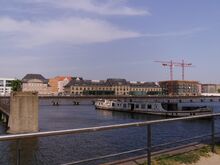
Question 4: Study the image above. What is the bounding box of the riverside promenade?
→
[102,142,220,165]
[194,154,220,165]
[103,153,220,165]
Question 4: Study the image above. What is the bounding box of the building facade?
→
[49,76,72,95]
[0,78,15,96]
[201,84,220,93]
[64,78,161,96]
[22,74,51,95]
[159,80,200,96]
[64,79,113,96]
[130,82,162,96]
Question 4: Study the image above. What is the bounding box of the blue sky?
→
[0,0,220,83]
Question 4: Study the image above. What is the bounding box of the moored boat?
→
[95,99,213,117]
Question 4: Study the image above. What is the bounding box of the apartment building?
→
[130,82,162,95]
[105,79,130,96]
[49,76,72,95]
[64,78,161,96]
[64,79,113,96]
[0,78,15,96]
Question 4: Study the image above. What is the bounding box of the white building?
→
[58,77,72,93]
[0,78,15,96]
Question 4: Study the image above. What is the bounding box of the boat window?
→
[135,104,139,108]
[141,104,146,109]
[112,103,115,106]
[148,104,152,109]
[123,104,127,108]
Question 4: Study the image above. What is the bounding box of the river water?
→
[0,102,220,165]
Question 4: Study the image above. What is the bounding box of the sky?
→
[0,0,220,83]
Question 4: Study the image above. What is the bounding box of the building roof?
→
[58,76,72,81]
[130,82,160,88]
[159,80,199,84]
[106,78,128,86]
[65,78,160,88]
[65,79,106,87]
[22,74,48,83]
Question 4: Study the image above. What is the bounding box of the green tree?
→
[11,79,22,92]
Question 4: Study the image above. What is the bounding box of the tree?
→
[11,79,22,92]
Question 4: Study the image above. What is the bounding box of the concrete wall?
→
[8,92,38,134]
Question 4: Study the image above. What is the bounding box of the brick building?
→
[159,80,200,96]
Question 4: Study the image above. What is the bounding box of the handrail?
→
[0,113,219,141]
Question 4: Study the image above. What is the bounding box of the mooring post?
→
[147,124,152,165]
[16,139,21,165]
[211,116,215,153]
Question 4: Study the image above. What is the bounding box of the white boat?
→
[95,99,213,117]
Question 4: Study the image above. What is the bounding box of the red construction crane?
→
[174,60,192,81]
[154,60,175,80]
[154,60,193,80]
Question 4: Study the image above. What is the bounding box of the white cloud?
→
[0,17,141,48]
[26,0,150,16]
[144,28,206,37]
[0,16,204,48]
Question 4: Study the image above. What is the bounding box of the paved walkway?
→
[102,143,206,165]
[190,153,220,165]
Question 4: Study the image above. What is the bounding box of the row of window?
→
[112,103,152,109]
[71,87,160,92]
[71,92,129,95]
[23,83,46,87]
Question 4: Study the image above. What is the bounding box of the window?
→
[123,104,127,108]
[135,104,139,108]
[0,80,3,87]
[141,104,146,109]
[148,104,152,109]
[6,80,12,87]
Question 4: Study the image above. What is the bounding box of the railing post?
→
[211,116,215,153]
[147,124,152,165]
[16,140,21,165]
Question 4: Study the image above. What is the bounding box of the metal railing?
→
[0,113,220,165]
[0,98,10,116]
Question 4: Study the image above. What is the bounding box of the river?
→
[0,102,220,165]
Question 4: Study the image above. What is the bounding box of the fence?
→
[0,113,220,165]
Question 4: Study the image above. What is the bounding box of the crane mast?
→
[154,60,193,80]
